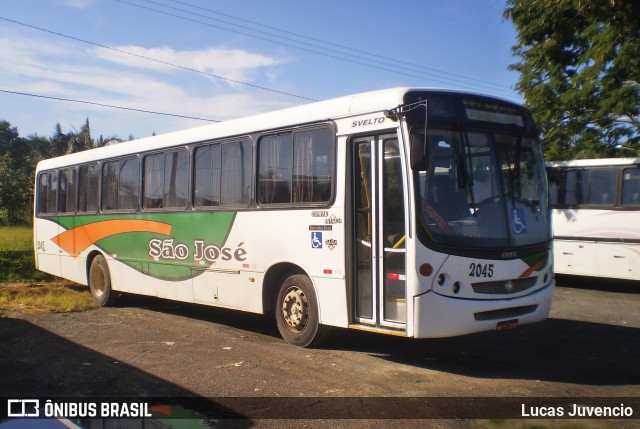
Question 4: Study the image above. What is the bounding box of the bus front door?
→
[353,134,407,329]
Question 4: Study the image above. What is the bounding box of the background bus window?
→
[588,169,616,205]
[548,168,616,207]
[622,168,640,206]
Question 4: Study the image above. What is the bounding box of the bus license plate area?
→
[496,319,519,331]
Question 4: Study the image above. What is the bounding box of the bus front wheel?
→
[275,274,327,347]
[89,254,119,306]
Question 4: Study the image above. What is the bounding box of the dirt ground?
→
[0,276,638,428]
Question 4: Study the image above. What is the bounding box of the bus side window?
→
[221,140,252,206]
[194,145,221,207]
[102,158,139,211]
[59,168,77,214]
[78,163,99,213]
[37,172,57,215]
[622,169,640,206]
[144,150,188,209]
[258,134,293,204]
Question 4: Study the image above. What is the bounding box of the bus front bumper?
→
[413,281,554,338]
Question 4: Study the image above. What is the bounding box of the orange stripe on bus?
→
[51,219,172,257]
[519,261,543,278]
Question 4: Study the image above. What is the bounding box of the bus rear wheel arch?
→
[88,254,119,307]
[275,273,328,347]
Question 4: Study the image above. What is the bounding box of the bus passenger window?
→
[622,169,640,206]
[221,141,251,206]
[102,157,139,211]
[293,128,333,203]
[144,150,188,209]
[258,134,293,204]
[78,163,99,213]
[37,172,57,215]
[59,168,77,214]
[194,145,221,207]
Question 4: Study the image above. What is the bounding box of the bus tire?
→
[275,274,328,347]
[89,254,119,307]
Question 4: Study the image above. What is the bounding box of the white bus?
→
[547,158,640,280]
[34,87,554,347]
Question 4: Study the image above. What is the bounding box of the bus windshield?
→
[411,101,550,250]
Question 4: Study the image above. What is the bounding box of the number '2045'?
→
[469,263,494,278]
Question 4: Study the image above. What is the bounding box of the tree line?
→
[0,119,123,225]
[505,0,639,159]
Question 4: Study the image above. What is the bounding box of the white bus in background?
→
[34,87,554,347]
[547,158,640,280]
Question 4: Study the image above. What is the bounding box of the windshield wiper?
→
[453,128,477,215]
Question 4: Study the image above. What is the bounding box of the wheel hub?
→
[282,287,308,332]
[92,266,106,297]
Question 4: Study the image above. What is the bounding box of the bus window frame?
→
[100,155,141,213]
[142,146,190,212]
[547,165,639,210]
[256,123,337,208]
[192,137,254,211]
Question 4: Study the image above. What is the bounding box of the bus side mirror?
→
[410,133,428,170]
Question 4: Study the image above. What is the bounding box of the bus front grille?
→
[471,277,537,295]
[474,305,538,321]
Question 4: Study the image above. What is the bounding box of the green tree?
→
[0,118,114,225]
[0,122,44,224]
[505,0,640,160]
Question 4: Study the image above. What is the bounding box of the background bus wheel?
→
[89,255,118,307]
[276,274,327,347]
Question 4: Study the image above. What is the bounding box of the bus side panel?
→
[311,276,349,328]
[553,240,597,276]
[59,216,90,285]
[106,256,194,302]
[596,243,640,280]
[34,217,62,278]
[221,210,349,328]
[553,209,640,278]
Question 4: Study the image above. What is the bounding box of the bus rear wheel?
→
[275,274,327,347]
[89,254,119,306]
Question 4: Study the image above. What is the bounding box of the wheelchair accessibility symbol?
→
[311,232,323,249]
[511,208,526,234]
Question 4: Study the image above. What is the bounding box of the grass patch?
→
[0,226,53,281]
[0,226,33,251]
[0,282,98,316]
[0,250,53,282]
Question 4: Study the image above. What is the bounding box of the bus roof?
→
[546,158,640,168]
[36,87,503,171]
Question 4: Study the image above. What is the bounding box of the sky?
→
[0,0,522,140]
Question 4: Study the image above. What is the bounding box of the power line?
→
[0,89,220,122]
[162,0,515,92]
[120,0,517,97]
[0,16,316,102]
